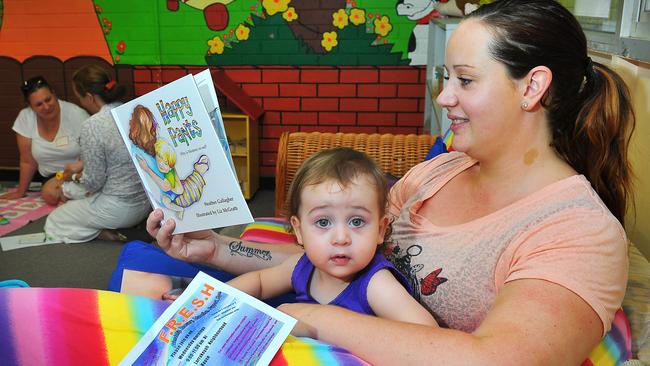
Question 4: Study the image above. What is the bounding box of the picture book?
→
[119,271,297,366]
[111,72,253,234]
[193,69,237,176]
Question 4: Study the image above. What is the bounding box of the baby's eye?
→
[315,218,330,228]
[349,217,365,228]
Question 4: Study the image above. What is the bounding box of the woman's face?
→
[436,19,524,159]
[28,87,60,121]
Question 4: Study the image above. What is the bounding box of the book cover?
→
[119,272,297,366]
[111,73,253,234]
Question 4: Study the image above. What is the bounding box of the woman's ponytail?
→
[567,62,635,225]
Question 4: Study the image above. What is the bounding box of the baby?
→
[228,147,437,325]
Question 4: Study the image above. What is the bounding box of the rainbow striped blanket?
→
[0,288,368,366]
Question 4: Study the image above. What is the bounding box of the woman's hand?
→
[146,209,219,264]
[0,191,26,200]
[63,160,84,176]
[277,303,320,338]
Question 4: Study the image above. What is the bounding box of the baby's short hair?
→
[285,147,387,221]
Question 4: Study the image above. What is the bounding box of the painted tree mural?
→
[94,0,423,65]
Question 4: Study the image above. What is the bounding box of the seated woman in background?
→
[44,65,151,243]
[0,76,89,204]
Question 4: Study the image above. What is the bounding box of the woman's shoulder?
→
[59,100,89,122]
[515,174,626,239]
[12,107,36,136]
[14,106,35,123]
[532,175,619,215]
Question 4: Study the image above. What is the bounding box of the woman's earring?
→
[521,101,529,110]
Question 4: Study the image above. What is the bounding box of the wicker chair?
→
[274,131,438,216]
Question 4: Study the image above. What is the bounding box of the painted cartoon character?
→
[396,0,438,65]
[166,0,234,31]
[434,0,482,18]
[128,105,210,219]
[396,0,482,65]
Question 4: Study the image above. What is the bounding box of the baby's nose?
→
[332,225,351,246]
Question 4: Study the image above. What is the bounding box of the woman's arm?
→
[279,278,601,366]
[367,269,438,326]
[146,209,303,275]
[1,134,38,199]
[227,254,299,299]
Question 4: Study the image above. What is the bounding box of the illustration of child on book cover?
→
[129,105,209,220]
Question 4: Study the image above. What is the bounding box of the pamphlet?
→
[0,232,61,251]
[111,72,253,234]
[119,271,296,366]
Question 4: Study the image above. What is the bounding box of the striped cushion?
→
[240,217,297,244]
[583,308,632,366]
[622,243,650,363]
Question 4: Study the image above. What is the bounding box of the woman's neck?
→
[36,110,61,141]
[468,144,576,205]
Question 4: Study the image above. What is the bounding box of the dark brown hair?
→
[72,65,125,104]
[468,0,635,224]
[20,76,54,102]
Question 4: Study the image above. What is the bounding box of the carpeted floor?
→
[0,188,275,290]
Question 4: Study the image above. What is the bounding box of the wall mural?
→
[0,0,483,66]
[93,0,466,66]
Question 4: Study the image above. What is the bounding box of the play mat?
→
[0,190,56,237]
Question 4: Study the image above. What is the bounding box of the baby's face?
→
[156,155,171,173]
[290,176,388,283]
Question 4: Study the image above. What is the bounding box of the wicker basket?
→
[274,131,438,216]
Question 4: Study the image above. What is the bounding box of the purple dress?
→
[291,253,411,315]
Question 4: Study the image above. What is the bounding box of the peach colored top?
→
[387,152,627,335]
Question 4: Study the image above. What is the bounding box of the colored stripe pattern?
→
[174,169,206,207]
[582,308,632,366]
[240,217,298,244]
[0,288,368,365]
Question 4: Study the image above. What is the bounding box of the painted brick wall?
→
[133,65,427,176]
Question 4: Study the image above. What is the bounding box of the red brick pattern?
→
[132,65,426,176]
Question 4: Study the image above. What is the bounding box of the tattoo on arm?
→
[228,241,272,261]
